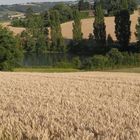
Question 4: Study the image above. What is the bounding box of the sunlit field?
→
[0,72,140,140]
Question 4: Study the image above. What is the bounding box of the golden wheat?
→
[0,72,140,140]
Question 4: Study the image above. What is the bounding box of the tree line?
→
[0,0,140,70]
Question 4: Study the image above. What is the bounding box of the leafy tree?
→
[115,0,131,51]
[97,0,137,15]
[72,10,83,42]
[43,11,50,51]
[0,26,23,71]
[78,0,90,11]
[52,3,73,23]
[93,3,106,48]
[50,10,65,52]
[21,13,50,53]
[20,31,36,52]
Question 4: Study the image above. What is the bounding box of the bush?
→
[91,55,109,69]
[0,26,23,71]
[72,57,81,68]
[82,58,93,69]
[107,48,123,66]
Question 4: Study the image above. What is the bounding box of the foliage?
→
[80,48,140,70]
[11,18,27,27]
[52,3,73,23]
[96,0,137,15]
[82,58,93,69]
[0,26,23,71]
[135,17,140,52]
[115,2,131,51]
[21,13,49,53]
[93,3,106,48]
[91,55,109,69]
[107,48,124,65]
[78,0,90,11]
[73,10,83,42]
[72,57,81,68]
[107,34,114,47]
[50,10,66,52]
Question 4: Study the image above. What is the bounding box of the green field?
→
[14,67,140,73]
[14,67,80,73]
[107,67,140,73]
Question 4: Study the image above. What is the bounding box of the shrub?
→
[82,58,93,70]
[72,57,81,69]
[91,55,109,69]
[107,48,123,66]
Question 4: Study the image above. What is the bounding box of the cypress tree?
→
[72,10,83,42]
[115,0,131,51]
[93,3,106,48]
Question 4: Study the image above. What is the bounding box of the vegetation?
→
[78,0,91,11]
[96,0,137,15]
[93,3,106,48]
[0,0,140,71]
[50,10,65,52]
[14,67,80,73]
[72,10,83,42]
[0,26,23,71]
[115,0,131,51]
[1,72,140,139]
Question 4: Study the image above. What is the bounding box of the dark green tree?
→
[115,0,131,51]
[98,0,136,15]
[50,10,65,52]
[73,10,83,42]
[0,26,23,71]
[52,3,73,23]
[135,17,140,52]
[93,3,106,48]
[78,0,90,11]
[42,11,50,51]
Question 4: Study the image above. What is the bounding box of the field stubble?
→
[0,72,140,140]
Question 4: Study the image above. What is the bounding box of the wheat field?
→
[0,72,140,140]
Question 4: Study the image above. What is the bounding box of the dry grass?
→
[0,72,140,140]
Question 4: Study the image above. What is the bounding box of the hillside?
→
[0,1,73,20]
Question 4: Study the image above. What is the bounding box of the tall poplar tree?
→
[50,10,65,52]
[72,10,83,42]
[115,0,131,51]
[93,3,106,48]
